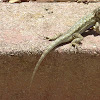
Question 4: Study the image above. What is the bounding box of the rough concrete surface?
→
[0,2,100,100]
[1,0,100,3]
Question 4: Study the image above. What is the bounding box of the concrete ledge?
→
[0,3,100,100]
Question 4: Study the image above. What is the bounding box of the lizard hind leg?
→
[45,34,62,41]
[70,33,83,53]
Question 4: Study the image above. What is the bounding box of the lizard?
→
[30,7,100,87]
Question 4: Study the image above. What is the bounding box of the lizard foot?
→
[70,43,81,53]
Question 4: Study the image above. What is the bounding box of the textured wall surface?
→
[0,3,100,100]
[0,53,100,100]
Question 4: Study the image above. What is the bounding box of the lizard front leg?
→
[93,22,100,34]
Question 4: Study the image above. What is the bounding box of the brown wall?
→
[0,52,99,100]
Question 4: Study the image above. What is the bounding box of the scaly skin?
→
[30,7,100,87]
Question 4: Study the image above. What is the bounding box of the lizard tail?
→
[30,37,63,88]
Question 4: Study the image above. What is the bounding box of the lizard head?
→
[94,7,100,19]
